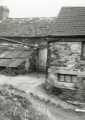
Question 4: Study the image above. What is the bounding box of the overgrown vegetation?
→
[0,84,48,120]
[43,80,85,104]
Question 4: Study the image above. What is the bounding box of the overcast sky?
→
[0,0,85,18]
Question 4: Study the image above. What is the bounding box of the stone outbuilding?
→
[1,6,85,81]
[46,7,85,89]
[0,18,53,74]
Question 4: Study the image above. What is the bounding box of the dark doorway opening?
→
[30,47,47,73]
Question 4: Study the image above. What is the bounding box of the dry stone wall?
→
[48,41,85,76]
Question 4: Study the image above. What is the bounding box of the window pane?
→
[65,75,71,83]
[59,74,65,82]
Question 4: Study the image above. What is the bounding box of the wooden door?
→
[38,47,47,72]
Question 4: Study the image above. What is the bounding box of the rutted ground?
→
[27,86,85,120]
[0,74,85,120]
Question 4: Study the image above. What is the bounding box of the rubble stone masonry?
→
[48,41,85,77]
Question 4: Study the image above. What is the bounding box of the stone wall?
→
[48,41,85,76]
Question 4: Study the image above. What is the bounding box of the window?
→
[81,42,85,59]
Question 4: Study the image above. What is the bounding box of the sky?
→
[0,0,85,18]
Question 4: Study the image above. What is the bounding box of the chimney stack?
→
[0,6,9,21]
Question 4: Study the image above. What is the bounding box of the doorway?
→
[36,47,47,73]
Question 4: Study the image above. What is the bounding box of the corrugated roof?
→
[0,59,11,67]
[8,59,25,67]
[0,50,31,67]
[0,50,31,58]
[0,59,25,67]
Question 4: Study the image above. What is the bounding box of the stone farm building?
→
[46,7,85,89]
[1,6,85,84]
[0,17,54,75]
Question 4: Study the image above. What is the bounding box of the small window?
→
[81,42,85,59]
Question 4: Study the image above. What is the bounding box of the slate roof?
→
[0,18,56,37]
[52,7,85,36]
[0,59,25,67]
[0,7,85,37]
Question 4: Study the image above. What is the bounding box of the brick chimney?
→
[0,6,9,21]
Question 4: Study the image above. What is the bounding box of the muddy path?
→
[27,93,85,120]
[0,74,85,120]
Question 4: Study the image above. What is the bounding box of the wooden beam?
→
[45,42,50,80]
[0,37,28,47]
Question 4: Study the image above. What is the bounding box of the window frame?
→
[81,42,85,59]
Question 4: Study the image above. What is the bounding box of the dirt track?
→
[0,74,85,120]
[28,89,85,120]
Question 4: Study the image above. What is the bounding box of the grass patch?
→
[0,84,49,120]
